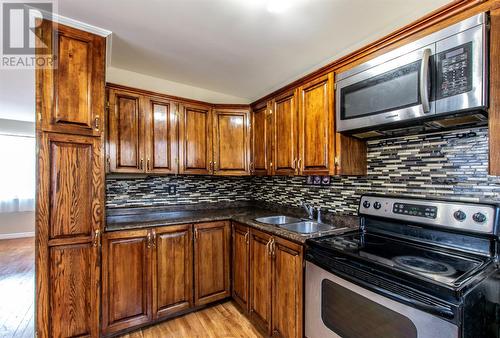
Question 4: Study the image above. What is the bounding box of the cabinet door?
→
[145,97,179,174]
[36,132,103,338]
[298,73,335,175]
[251,104,271,175]
[179,104,213,175]
[232,223,250,312]
[108,89,145,173]
[213,109,250,175]
[194,221,231,306]
[249,229,273,334]
[271,237,303,338]
[102,230,152,336]
[335,133,367,176]
[272,90,299,175]
[38,21,105,137]
[152,225,193,319]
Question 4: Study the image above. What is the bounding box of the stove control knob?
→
[373,202,382,210]
[453,210,466,222]
[363,201,371,208]
[472,212,487,223]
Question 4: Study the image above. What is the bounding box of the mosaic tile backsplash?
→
[106,127,500,215]
[106,175,253,208]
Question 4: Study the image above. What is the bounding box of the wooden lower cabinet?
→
[249,228,274,333]
[232,222,250,311]
[247,228,304,338]
[152,225,193,319]
[102,229,152,336]
[271,237,304,338]
[102,221,231,336]
[194,221,231,306]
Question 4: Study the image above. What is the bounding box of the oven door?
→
[305,262,459,338]
[335,45,435,133]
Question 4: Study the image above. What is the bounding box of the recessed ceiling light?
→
[266,0,293,13]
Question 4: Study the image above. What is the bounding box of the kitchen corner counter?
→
[106,204,358,244]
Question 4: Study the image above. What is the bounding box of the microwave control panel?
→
[436,42,473,99]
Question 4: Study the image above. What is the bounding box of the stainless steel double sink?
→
[254,215,335,234]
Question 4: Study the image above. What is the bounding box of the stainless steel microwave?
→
[336,13,488,135]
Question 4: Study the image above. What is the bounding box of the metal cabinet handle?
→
[147,232,152,248]
[267,238,273,257]
[93,229,100,247]
[152,229,156,248]
[147,158,151,171]
[209,161,213,172]
[297,158,302,172]
[140,159,144,170]
[214,161,218,172]
[194,228,198,241]
[271,238,276,257]
[292,158,297,170]
[420,48,432,113]
[94,116,100,130]
[245,232,249,245]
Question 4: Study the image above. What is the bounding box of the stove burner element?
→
[393,256,457,276]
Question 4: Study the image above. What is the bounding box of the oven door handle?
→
[420,48,432,113]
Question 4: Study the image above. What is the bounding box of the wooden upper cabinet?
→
[249,228,273,334]
[271,237,303,338]
[145,97,179,174]
[38,21,105,136]
[335,133,367,176]
[213,109,250,176]
[152,225,193,319]
[232,223,250,312]
[108,89,145,173]
[179,104,213,175]
[102,230,152,336]
[272,90,299,175]
[194,221,231,306]
[251,104,271,175]
[298,73,335,175]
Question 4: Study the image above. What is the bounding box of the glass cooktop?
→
[311,232,487,286]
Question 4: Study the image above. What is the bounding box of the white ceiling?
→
[0,0,454,123]
[61,0,450,103]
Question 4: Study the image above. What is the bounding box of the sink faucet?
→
[316,206,322,224]
[302,202,314,219]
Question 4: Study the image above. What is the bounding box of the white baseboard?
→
[0,232,35,240]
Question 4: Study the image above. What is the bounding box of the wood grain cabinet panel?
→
[272,90,299,175]
[213,109,250,175]
[194,221,231,306]
[108,89,144,173]
[38,21,105,136]
[37,132,103,338]
[249,229,273,334]
[145,98,179,174]
[251,104,271,175]
[298,73,335,175]
[48,243,99,338]
[179,104,213,175]
[152,225,193,319]
[102,230,152,336]
[271,237,303,338]
[232,223,250,312]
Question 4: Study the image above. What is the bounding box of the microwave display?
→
[436,42,473,99]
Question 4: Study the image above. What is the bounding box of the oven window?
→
[321,279,417,338]
[340,60,421,120]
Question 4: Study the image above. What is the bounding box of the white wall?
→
[106,67,250,104]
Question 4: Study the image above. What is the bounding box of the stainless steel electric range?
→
[305,195,500,338]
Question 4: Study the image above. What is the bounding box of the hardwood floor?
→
[0,237,35,338]
[119,301,264,338]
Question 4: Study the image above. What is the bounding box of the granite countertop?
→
[106,202,359,244]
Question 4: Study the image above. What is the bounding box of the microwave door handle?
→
[420,48,432,113]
